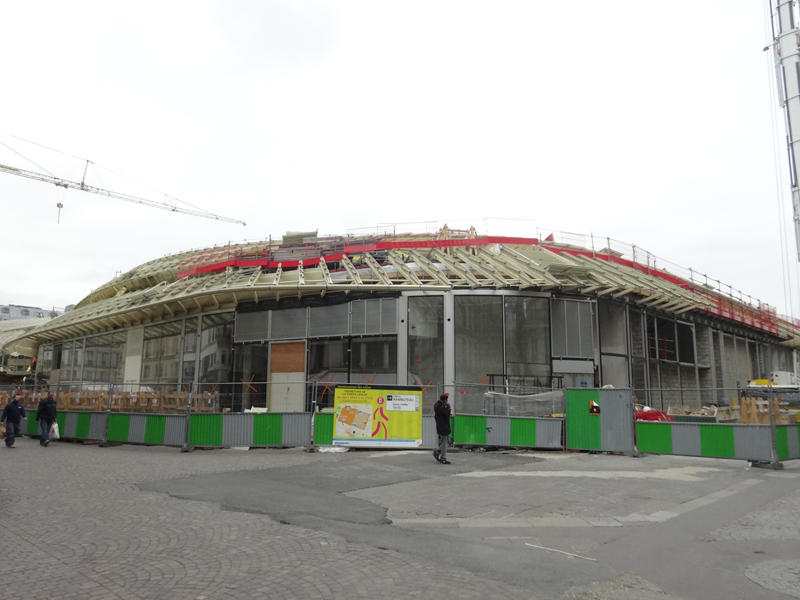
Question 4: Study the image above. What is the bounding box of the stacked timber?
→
[739,397,794,425]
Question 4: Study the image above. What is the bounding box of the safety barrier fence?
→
[23,409,564,451]
[452,415,563,449]
[565,388,799,465]
[636,422,800,462]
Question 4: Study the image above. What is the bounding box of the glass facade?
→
[233,343,270,410]
[199,313,235,384]
[504,296,550,385]
[454,294,551,388]
[141,321,181,384]
[454,296,504,385]
[407,296,444,409]
[182,317,199,383]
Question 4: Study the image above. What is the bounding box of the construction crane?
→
[0,160,246,226]
[770,0,800,259]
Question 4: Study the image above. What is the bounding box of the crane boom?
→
[0,162,246,226]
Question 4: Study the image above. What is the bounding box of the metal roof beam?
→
[384,251,422,285]
[340,255,362,285]
[318,260,333,285]
[429,248,482,288]
[452,248,507,288]
[363,253,393,285]
[404,250,452,286]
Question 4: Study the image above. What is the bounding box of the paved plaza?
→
[1,439,799,600]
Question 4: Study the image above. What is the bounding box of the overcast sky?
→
[1,1,797,320]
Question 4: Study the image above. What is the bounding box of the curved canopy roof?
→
[8,230,794,352]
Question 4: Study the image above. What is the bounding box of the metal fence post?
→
[181,382,193,452]
[101,380,113,446]
[768,395,784,470]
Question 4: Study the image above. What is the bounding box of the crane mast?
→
[771,0,800,260]
[0,161,246,226]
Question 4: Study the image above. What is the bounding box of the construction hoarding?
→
[332,385,423,448]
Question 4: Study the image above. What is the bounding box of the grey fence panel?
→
[486,416,511,446]
[422,416,438,448]
[88,413,108,440]
[536,418,564,449]
[599,389,634,453]
[63,413,79,438]
[671,423,702,456]
[164,416,187,446]
[282,413,312,446]
[128,415,147,444]
[788,425,800,460]
[222,414,254,447]
[732,425,773,462]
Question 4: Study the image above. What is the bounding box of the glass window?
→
[676,323,695,364]
[308,339,350,383]
[454,296,503,385]
[233,344,270,410]
[199,313,235,383]
[504,296,550,387]
[351,336,397,385]
[182,317,198,384]
[408,296,444,409]
[36,343,53,385]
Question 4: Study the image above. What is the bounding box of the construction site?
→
[1,222,799,428]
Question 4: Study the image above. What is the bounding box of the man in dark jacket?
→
[35,391,58,447]
[433,393,452,464]
[1,394,28,448]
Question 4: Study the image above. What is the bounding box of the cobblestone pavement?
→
[3,439,799,600]
[711,488,800,541]
[745,561,800,599]
[0,439,535,600]
[711,487,800,597]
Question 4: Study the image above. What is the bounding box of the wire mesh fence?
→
[4,382,795,420]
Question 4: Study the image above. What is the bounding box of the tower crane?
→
[0,160,246,226]
[770,0,800,259]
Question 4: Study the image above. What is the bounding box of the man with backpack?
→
[36,390,58,446]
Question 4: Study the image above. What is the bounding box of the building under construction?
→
[3,225,799,411]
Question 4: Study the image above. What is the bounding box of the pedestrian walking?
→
[433,393,452,464]
[1,394,28,448]
[35,391,58,447]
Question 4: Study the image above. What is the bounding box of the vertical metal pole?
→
[768,389,783,470]
[182,382,193,452]
[102,380,113,445]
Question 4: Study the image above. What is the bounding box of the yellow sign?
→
[333,385,423,448]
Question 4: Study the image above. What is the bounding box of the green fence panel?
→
[565,389,601,450]
[56,413,66,437]
[253,414,283,446]
[509,418,536,447]
[314,413,334,445]
[189,414,223,446]
[144,415,167,445]
[636,422,673,454]
[107,414,131,442]
[776,426,789,461]
[699,425,736,458]
[26,416,39,435]
[74,413,92,439]
[454,415,487,445]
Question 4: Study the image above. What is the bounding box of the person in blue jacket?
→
[35,391,58,446]
[2,394,28,448]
